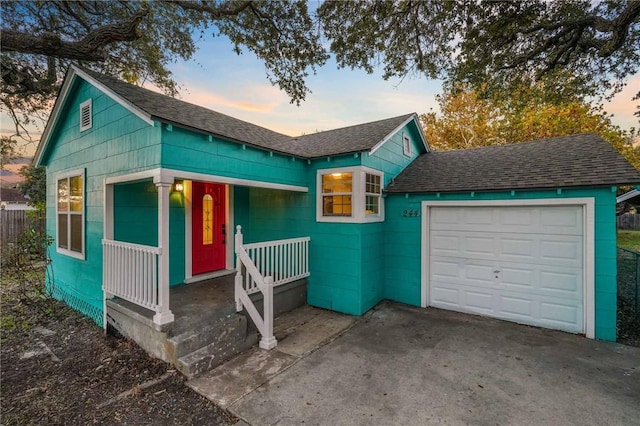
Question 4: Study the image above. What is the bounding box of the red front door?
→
[192,182,226,275]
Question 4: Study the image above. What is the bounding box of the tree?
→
[421,82,640,170]
[2,0,638,148]
[18,165,46,207]
[318,0,640,101]
[1,0,328,143]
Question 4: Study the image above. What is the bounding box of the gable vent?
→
[79,99,92,131]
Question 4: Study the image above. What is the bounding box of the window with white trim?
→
[365,173,381,215]
[402,132,411,156]
[317,166,384,223]
[57,170,85,258]
[79,99,92,132]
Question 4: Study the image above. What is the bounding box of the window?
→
[402,133,411,156]
[317,166,384,223]
[365,173,381,215]
[202,194,213,245]
[79,99,92,132]
[322,173,353,216]
[57,170,84,259]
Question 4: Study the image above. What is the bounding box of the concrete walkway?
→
[192,302,640,425]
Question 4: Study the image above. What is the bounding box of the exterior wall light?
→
[173,180,184,192]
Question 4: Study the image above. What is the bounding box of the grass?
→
[617,230,640,252]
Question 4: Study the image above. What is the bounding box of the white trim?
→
[36,65,154,166]
[184,181,233,283]
[316,166,385,223]
[165,168,308,193]
[184,269,235,284]
[226,185,234,270]
[55,168,86,260]
[72,66,154,126]
[79,99,92,132]
[105,168,165,185]
[369,113,430,155]
[402,132,411,157]
[420,197,595,339]
[617,189,639,203]
[184,179,193,281]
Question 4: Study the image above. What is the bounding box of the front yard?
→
[0,269,235,425]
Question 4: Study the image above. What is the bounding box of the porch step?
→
[175,314,258,378]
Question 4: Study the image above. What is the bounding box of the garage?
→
[422,199,594,336]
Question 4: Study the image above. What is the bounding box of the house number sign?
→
[402,209,420,217]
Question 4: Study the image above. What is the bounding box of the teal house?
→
[35,66,640,363]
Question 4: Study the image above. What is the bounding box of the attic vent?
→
[79,99,92,132]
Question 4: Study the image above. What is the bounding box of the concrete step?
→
[177,326,259,378]
[167,313,249,360]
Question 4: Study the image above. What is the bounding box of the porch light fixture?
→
[173,180,184,192]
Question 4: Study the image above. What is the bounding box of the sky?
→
[1,32,638,159]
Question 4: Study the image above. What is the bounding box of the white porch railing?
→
[234,226,310,349]
[102,239,173,325]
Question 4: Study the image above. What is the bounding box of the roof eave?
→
[368,113,430,156]
[385,182,640,195]
[35,65,154,167]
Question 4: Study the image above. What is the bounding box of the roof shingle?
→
[386,134,640,193]
[79,67,417,159]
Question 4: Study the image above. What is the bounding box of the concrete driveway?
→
[229,301,640,425]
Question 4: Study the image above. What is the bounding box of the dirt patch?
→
[1,277,237,425]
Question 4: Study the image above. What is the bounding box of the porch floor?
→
[109,272,237,336]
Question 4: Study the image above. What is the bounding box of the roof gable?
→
[36,66,429,165]
[387,133,640,193]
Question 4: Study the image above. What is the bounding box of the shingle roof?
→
[275,114,417,158]
[386,134,640,193]
[0,187,29,203]
[80,68,292,153]
[78,67,419,159]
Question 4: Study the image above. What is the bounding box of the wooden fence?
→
[617,213,640,230]
[0,210,46,248]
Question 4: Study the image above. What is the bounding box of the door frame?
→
[184,180,234,282]
[421,198,595,338]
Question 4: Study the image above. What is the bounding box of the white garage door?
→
[428,205,584,334]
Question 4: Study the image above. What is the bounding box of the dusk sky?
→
[1,32,638,159]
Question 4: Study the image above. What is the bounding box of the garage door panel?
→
[539,301,581,329]
[428,205,584,334]
[430,206,582,236]
[431,231,582,268]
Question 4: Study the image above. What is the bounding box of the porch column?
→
[154,178,174,325]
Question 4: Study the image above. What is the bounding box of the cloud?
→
[605,76,640,129]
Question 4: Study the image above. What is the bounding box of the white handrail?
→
[235,227,277,349]
[234,226,311,350]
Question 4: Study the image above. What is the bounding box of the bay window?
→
[317,166,384,223]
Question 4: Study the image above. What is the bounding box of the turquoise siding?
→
[160,126,307,188]
[42,79,161,323]
[383,188,618,341]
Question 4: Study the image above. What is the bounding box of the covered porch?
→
[101,167,311,372]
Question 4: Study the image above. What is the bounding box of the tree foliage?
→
[18,164,47,207]
[421,82,640,170]
[319,0,640,101]
[1,0,638,148]
[1,0,327,142]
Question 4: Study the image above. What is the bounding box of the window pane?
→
[366,195,379,215]
[70,175,83,212]
[70,214,82,252]
[58,214,68,249]
[322,173,352,194]
[58,179,69,212]
[365,173,381,194]
[323,195,352,216]
[202,194,213,245]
